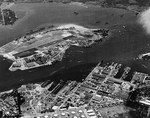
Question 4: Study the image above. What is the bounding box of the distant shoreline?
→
[0,1,137,30]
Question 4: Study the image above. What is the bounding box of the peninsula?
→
[0,24,109,71]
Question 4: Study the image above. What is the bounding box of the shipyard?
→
[0,60,150,118]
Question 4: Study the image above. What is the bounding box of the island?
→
[0,8,18,25]
[0,24,109,71]
[0,60,150,118]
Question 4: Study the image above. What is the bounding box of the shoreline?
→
[0,1,137,30]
